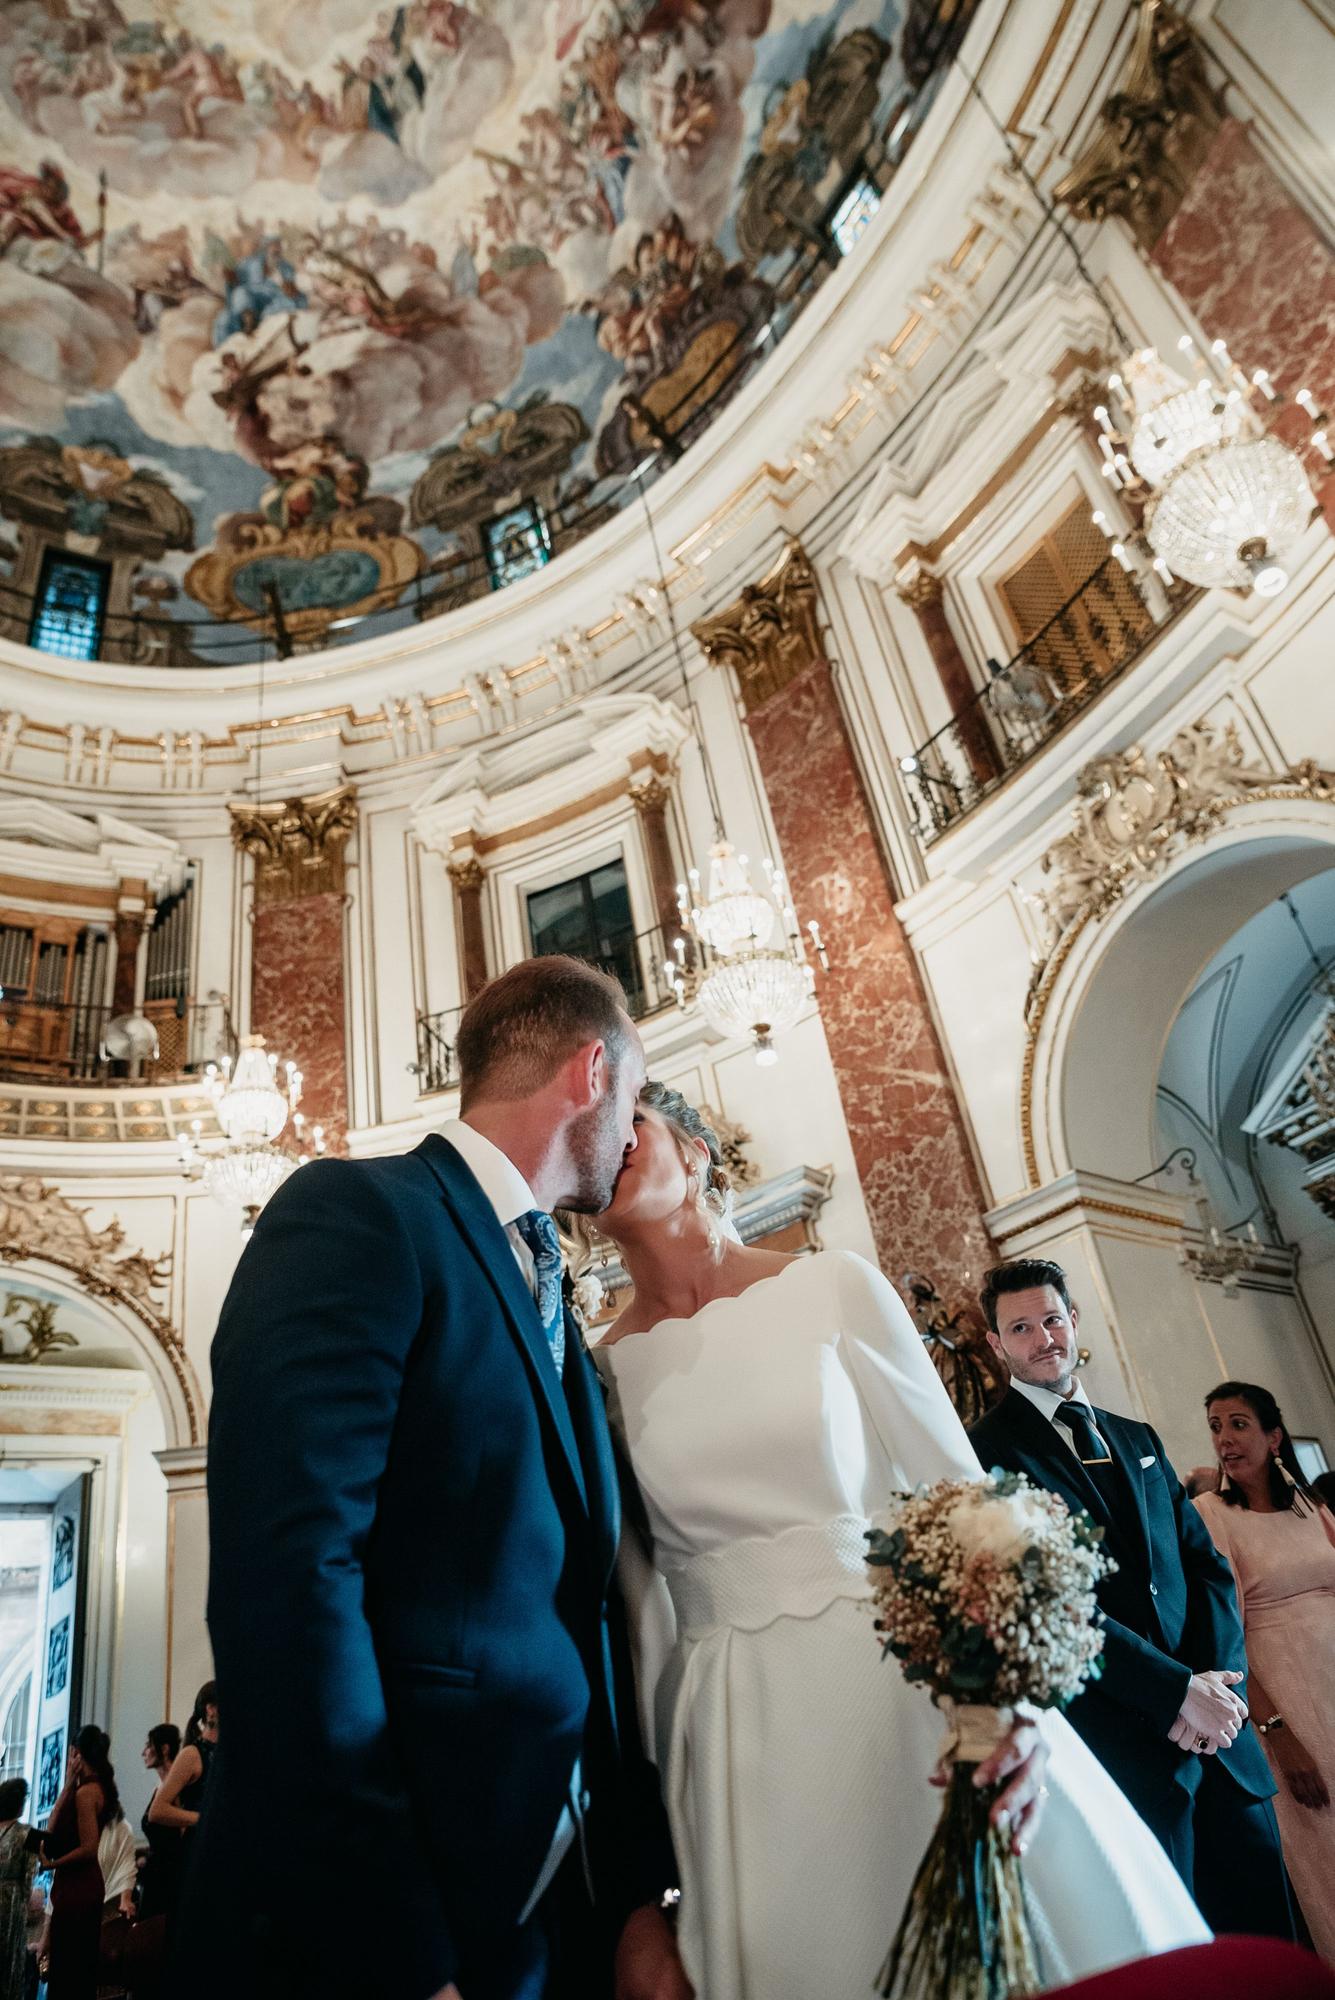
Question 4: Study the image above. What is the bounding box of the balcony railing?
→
[0,995,235,1087]
[898,556,1193,843]
[412,924,692,1097]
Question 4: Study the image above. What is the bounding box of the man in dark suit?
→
[968,1257,1295,1941]
[177,957,690,2000]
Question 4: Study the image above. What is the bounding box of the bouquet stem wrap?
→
[876,1700,1042,2000]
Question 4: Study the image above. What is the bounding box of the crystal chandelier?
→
[1091,334,1327,597]
[178,1033,325,1234]
[663,842,828,1066]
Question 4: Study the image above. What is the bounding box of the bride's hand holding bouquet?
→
[866,1471,1113,2000]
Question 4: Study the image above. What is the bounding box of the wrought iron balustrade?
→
[0,995,235,1087]
[898,556,1192,842]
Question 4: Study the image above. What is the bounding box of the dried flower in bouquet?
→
[866,1472,1114,1999]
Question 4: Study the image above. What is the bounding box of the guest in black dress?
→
[147,1682,217,1937]
[42,1726,118,1999]
[137,1724,181,1922]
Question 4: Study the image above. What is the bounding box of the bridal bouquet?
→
[866,1473,1113,2000]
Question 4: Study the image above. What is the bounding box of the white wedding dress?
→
[596,1251,1208,1999]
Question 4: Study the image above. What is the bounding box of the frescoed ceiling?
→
[0,0,974,656]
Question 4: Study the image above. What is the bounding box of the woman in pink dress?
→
[1195,1381,1335,1961]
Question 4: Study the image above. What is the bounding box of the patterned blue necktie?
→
[515,1208,565,1377]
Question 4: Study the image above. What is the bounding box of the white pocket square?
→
[1139,1454,1156,1468]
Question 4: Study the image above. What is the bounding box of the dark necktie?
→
[1051,1400,1112,1467]
[514,1208,565,1378]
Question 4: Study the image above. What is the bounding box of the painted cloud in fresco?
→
[0,233,139,429]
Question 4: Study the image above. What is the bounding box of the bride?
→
[586,1084,1209,2000]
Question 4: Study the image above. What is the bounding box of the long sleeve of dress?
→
[832,1252,980,1493]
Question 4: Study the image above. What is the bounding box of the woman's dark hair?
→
[0,1776,28,1819]
[184,1680,218,1749]
[148,1723,180,1766]
[1204,1380,1314,1513]
[73,1725,121,1821]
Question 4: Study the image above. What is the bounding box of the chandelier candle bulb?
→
[1297,389,1321,421]
[1091,509,1113,538]
[1111,542,1134,572]
[1252,369,1277,401]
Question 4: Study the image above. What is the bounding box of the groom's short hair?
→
[456,955,632,1110]
[979,1257,1072,1333]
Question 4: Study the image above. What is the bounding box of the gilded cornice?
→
[1054,0,1225,250]
[228,785,357,906]
[692,539,827,714]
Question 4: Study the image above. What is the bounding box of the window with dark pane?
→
[526,859,644,1016]
[482,500,551,591]
[28,549,110,662]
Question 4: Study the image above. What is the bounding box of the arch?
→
[0,1255,200,1448]
[1024,794,1335,1188]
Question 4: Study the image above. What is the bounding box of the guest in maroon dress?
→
[42,1725,118,1999]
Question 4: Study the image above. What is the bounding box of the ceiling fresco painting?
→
[0,0,973,656]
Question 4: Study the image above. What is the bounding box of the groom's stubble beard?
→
[561,1079,628,1214]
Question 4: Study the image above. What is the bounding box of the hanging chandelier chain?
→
[635,468,727,839]
[952,54,1138,357]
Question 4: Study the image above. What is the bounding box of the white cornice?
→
[0,799,186,896]
[411,695,691,853]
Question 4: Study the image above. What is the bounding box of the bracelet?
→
[1256,1714,1284,1735]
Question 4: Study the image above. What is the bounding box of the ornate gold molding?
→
[0,1177,201,1442]
[446,856,485,895]
[1054,0,1225,250]
[229,785,357,907]
[1020,725,1335,1184]
[692,539,827,714]
[629,772,674,817]
[895,569,945,611]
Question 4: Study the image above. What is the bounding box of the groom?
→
[968,1258,1295,1941]
[178,957,690,2000]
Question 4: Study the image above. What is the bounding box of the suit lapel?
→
[1099,1409,1153,1565]
[562,1316,620,1588]
[993,1389,1114,1532]
[417,1134,588,1514]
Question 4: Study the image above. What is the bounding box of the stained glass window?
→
[482,500,552,590]
[29,551,109,661]
[830,177,882,258]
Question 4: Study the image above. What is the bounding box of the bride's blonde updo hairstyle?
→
[639,1081,733,1258]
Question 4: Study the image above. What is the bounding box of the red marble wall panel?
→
[1154,119,1335,525]
[252,890,348,1153]
[745,655,994,1299]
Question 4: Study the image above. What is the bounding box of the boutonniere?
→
[562,1266,604,1349]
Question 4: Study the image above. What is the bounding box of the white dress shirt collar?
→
[437,1119,536,1229]
[1010,1374,1094,1426]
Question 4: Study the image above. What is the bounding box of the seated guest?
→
[1184,1465,1221,1501]
[0,1778,36,2000]
[968,1259,1295,1940]
[1196,1382,1335,1960]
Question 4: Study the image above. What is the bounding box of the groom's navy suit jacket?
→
[968,1389,1274,1817]
[179,1134,673,2000]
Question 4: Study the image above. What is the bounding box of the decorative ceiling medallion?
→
[186,490,422,642]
